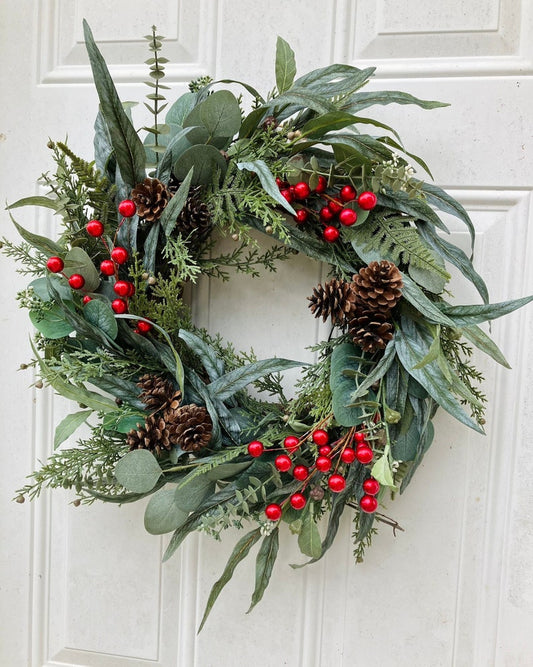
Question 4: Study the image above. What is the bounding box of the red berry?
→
[359,494,378,513]
[68,274,85,290]
[315,456,332,473]
[284,435,300,453]
[275,177,283,188]
[247,440,264,457]
[312,430,329,446]
[100,259,115,276]
[339,209,358,226]
[358,191,377,210]
[293,182,311,200]
[341,447,356,464]
[354,432,366,444]
[113,280,132,297]
[318,444,332,456]
[362,478,380,496]
[275,454,292,472]
[328,474,346,493]
[82,295,92,305]
[127,282,136,296]
[323,226,339,243]
[137,320,152,333]
[319,206,334,223]
[110,246,129,265]
[46,256,64,273]
[356,446,374,464]
[314,175,327,194]
[133,327,142,335]
[265,503,282,521]
[280,188,293,203]
[290,493,306,510]
[294,209,309,224]
[328,198,343,215]
[86,219,104,237]
[293,465,309,481]
[340,185,357,202]
[111,298,127,314]
[118,200,136,217]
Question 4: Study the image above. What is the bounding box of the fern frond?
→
[351,213,450,280]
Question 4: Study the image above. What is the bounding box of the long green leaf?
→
[178,329,225,380]
[10,215,63,256]
[461,324,510,368]
[420,181,475,252]
[294,64,375,97]
[415,221,489,303]
[298,511,322,558]
[343,90,449,113]
[347,340,397,403]
[207,357,303,402]
[83,20,146,187]
[401,275,455,327]
[143,221,160,274]
[377,192,449,234]
[439,296,533,326]
[199,528,261,632]
[31,339,117,413]
[160,167,193,235]
[7,196,59,211]
[247,528,279,613]
[54,409,92,449]
[275,36,296,94]
[395,318,483,433]
[237,160,296,215]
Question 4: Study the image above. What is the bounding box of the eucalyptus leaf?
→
[165,92,197,126]
[199,528,262,632]
[63,247,100,292]
[114,449,162,493]
[183,89,241,138]
[29,305,75,339]
[54,409,92,449]
[142,221,160,274]
[29,276,72,302]
[174,144,227,186]
[83,299,118,339]
[144,487,189,534]
[206,461,252,481]
[174,473,215,512]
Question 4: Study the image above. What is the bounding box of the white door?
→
[1,1,533,665]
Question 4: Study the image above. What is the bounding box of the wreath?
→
[4,22,532,628]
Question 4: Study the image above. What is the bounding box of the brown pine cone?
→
[349,306,394,354]
[166,404,212,453]
[137,374,177,412]
[126,414,173,456]
[307,279,356,325]
[352,261,403,314]
[131,177,170,222]
[175,192,212,244]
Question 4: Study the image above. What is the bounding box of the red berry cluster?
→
[46,199,152,335]
[248,426,381,522]
[275,176,377,245]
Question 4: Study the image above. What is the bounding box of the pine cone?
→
[131,177,170,222]
[175,188,212,244]
[349,306,394,354]
[166,404,212,453]
[352,261,403,314]
[126,414,173,456]
[307,279,356,325]
[137,374,178,412]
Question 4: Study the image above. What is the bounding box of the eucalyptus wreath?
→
[4,22,532,628]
